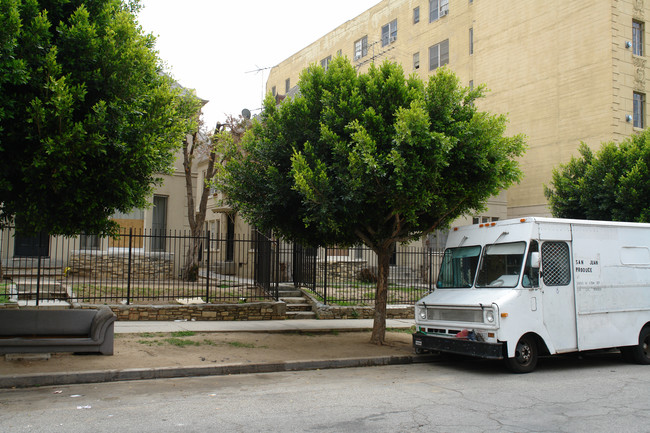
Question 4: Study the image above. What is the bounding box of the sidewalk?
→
[114,318,416,334]
[1,319,437,389]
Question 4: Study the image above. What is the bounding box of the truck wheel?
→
[504,335,538,373]
[629,326,650,365]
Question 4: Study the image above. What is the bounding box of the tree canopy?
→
[544,129,650,222]
[219,58,526,343]
[0,0,201,236]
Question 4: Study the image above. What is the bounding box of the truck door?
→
[540,241,578,352]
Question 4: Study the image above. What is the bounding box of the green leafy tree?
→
[219,58,526,344]
[545,130,650,222]
[0,0,200,236]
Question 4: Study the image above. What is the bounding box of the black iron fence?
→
[0,227,279,305]
[0,226,442,306]
[292,244,443,306]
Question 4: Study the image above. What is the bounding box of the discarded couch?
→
[0,306,116,355]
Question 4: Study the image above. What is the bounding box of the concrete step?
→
[286,311,317,320]
[278,289,303,298]
[12,280,72,300]
[285,303,312,312]
[280,296,307,304]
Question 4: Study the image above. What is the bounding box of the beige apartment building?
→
[267,0,649,219]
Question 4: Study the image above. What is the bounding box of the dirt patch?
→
[1,331,415,376]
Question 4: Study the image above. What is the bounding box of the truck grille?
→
[425,308,483,323]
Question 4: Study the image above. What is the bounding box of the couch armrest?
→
[90,307,117,341]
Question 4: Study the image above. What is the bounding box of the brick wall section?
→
[70,302,287,321]
[1,296,414,321]
[68,251,174,280]
[314,304,414,320]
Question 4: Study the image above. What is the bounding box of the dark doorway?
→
[14,231,49,257]
[152,195,168,252]
[226,214,235,261]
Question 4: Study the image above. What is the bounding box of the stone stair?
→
[279,286,316,319]
[10,278,73,301]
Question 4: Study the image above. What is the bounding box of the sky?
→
[137,0,380,130]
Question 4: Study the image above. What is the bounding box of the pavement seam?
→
[0,354,439,389]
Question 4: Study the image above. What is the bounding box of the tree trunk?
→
[370,247,391,345]
[183,227,202,281]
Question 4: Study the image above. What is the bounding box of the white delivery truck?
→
[412,217,650,372]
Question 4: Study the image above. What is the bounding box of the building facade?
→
[267,0,649,219]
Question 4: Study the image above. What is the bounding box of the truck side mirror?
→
[530,252,540,268]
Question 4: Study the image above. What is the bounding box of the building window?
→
[430,0,449,22]
[285,78,290,93]
[80,234,99,250]
[429,39,450,70]
[354,36,368,60]
[634,92,645,128]
[413,52,420,70]
[320,55,332,70]
[469,27,474,55]
[469,80,474,90]
[473,216,499,224]
[271,86,276,96]
[414,7,420,24]
[633,20,644,56]
[381,19,397,46]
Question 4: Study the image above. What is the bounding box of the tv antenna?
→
[246,65,273,105]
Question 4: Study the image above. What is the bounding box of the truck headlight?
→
[485,310,495,323]
[418,308,427,320]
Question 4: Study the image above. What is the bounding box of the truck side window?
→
[522,240,539,288]
[541,241,571,286]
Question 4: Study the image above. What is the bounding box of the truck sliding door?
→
[541,241,578,352]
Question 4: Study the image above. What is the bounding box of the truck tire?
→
[504,334,538,373]
[628,326,650,365]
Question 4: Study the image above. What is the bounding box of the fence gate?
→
[293,244,316,290]
[254,231,278,299]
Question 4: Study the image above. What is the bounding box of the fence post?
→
[323,247,328,305]
[274,238,280,300]
[35,232,42,306]
[126,228,132,305]
[312,246,317,292]
[428,248,433,291]
[205,230,210,303]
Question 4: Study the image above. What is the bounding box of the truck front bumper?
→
[413,332,504,360]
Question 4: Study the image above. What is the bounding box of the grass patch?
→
[387,326,416,334]
[165,337,201,347]
[137,339,164,346]
[226,341,266,349]
[138,332,162,338]
[171,331,196,337]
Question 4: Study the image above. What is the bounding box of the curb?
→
[0,354,439,389]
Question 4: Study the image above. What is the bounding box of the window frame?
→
[354,36,368,60]
[469,27,474,55]
[429,39,450,71]
[320,55,332,70]
[381,19,397,46]
[634,91,645,129]
[541,241,572,287]
[430,0,449,22]
[633,20,644,57]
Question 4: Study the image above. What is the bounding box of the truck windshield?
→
[437,246,481,288]
[475,242,526,288]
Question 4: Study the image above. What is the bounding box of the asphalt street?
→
[1,351,648,433]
